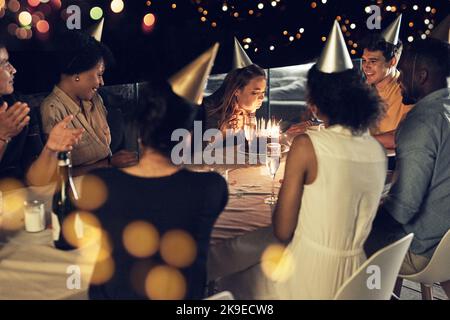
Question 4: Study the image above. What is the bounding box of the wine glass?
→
[264,143,281,205]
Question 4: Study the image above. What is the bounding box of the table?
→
[0,158,285,300]
[0,179,100,300]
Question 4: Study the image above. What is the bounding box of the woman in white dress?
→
[272,23,387,299]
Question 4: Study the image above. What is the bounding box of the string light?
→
[257,3,264,10]
[111,0,124,14]
[90,7,103,20]
[413,5,419,11]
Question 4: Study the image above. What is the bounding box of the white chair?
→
[204,290,235,300]
[400,229,450,300]
[334,233,413,300]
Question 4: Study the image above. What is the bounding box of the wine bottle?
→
[52,151,82,250]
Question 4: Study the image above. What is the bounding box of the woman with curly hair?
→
[271,23,387,299]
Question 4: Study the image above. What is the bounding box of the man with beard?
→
[365,38,450,298]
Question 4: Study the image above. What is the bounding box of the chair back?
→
[334,233,413,300]
[400,229,450,284]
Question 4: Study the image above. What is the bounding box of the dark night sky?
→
[1,0,448,94]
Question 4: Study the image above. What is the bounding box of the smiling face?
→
[361,49,395,85]
[74,60,105,101]
[235,76,266,114]
[0,48,17,96]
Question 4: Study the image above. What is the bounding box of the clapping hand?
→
[46,115,84,152]
[0,102,30,141]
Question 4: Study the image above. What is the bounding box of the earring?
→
[75,76,80,81]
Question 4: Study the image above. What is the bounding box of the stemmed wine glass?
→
[264,143,281,205]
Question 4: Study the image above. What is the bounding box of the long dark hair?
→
[307,65,383,134]
[204,64,266,130]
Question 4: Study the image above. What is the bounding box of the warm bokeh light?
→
[90,6,103,20]
[75,175,108,211]
[18,11,32,26]
[160,230,197,268]
[36,20,49,33]
[171,3,176,9]
[111,0,124,14]
[261,244,294,281]
[321,36,327,42]
[0,179,26,230]
[145,265,186,300]
[122,221,159,258]
[90,256,115,285]
[27,0,40,7]
[311,2,317,9]
[51,0,62,10]
[8,0,20,13]
[143,13,156,27]
[7,23,18,36]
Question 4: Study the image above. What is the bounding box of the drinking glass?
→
[264,143,281,205]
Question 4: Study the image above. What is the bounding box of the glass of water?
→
[264,143,281,205]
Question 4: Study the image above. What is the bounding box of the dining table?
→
[0,145,287,300]
[0,141,393,300]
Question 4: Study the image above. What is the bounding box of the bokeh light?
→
[51,0,62,10]
[122,221,160,258]
[111,0,124,14]
[261,244,294,281]
[36,20,49,33]
[160,230,197,268]
[18,11,33,26]
[90,6,103,20]
[0,179,26,230]
[90,256,115,285]
[8,0,20,13]
[145,265,186,300]
[75,175,108,211]
[143,13,155,27]
[27,0,40,7]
